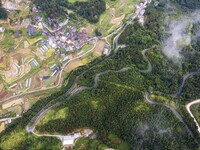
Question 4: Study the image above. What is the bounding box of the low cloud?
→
[162,11,200,63]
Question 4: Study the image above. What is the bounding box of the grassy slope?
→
[0,126,61,150]
[89,0,140,35]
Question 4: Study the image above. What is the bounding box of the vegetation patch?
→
[33,0,106,23]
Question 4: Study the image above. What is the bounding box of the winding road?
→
[24,1,200,148]
[146,93,200,146]
[186,100,200,134]
[170,68,200,97]
[138,49,152,73]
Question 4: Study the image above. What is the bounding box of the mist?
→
[162,11,200,64]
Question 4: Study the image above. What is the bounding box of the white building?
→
[62,132,82,147]
[103,48,109,55]
[0,27,5,33]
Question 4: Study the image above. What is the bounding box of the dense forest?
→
[68,0,106,23]
[0,0,7,20]
[170,0,200,10]
[32,0,68,19]
[32,0,106,23]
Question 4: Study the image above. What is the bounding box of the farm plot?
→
[3,52,34,84]
[90,0,139,35]
[64,59,84,73]
[93,39,106,56]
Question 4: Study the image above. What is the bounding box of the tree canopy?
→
[0,0,7,20]
[32,0,106,23]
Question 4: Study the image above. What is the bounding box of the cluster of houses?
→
[43,25,94,54]
[135,0,152,25]
[28,21,96,79]
[28,9,95,58]
[30,7,94,55]
[27,13,96,80]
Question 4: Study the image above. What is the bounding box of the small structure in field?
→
[28,25,36,36]
[9,83,17,89]
[40,76,50,81]
[0,27,5,33]
[62,132,82,148]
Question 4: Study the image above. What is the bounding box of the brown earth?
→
[30,74,42,90]
[24,99,30,111]
[94,40,106,55]
[64,59,84,73]
[0,84,3,92]
[0,56,4,64]
[0,90,12,102]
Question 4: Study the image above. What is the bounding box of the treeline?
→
[68,0,106,23]
[0,1,7,20]
[32,0,106,23]
[32,0,68,19]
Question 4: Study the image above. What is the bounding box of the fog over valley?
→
[162,11,200,63]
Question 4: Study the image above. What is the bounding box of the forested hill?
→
[32,0,106,23]
[32,0,67,19]
[67,0,106,23]
[171,0,200,10]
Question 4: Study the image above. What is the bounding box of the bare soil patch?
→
[94,40,106,55]
[111,14,125,25]
[0,90,12,102]
[0,84,3,92]
[38,69,50,77]
[65,59,83,73]
[24,99,30,111]
[30,74,42,90]
[0,56,4,64]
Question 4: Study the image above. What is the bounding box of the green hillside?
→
[171,0,200,10]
